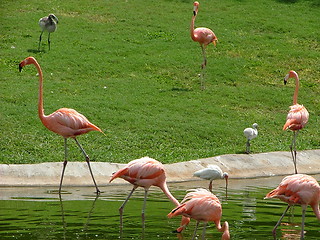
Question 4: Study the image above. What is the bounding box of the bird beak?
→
[193,10,196,16]
[284,74,289,85]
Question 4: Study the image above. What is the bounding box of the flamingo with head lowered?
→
[19,56,103,194]
[282,70,309,174]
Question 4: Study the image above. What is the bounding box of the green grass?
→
[1,0,319,164]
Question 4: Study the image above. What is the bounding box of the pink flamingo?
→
[19,56,103,194]
[109,157,188,225]
[168,188,230,240]
[282,70,309,174]
[265,174,320,239]
[191,1,218,89]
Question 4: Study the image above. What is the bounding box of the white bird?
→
[243,123,258,154]
[193,165,229,197]
[38,14,58,51]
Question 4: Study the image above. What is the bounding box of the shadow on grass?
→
[27,49,44,54]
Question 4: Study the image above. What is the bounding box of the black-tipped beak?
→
[284,78,287,85]
[193,11,196,16]
[19,64,23,72]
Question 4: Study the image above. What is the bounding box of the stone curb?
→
[1,150,319,187]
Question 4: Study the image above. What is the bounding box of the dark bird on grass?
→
[243,123,258,154]
[38,14,58,50]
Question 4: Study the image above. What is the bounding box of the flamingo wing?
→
[283,104,309,130]
[44,108,102,138]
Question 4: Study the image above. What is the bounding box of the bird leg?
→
[119,186,137,227]
[142,189,149,228]
[38,31,44,51]
[48,32,51,50]
[209,180,213,192]
[201,222,207,240]
[272,205,291,239]
[300,205,307,240]
[290,131,299,174]
[246,140,250,154]
[74,138,100,194]
[58,138,68,194]
[192,221,200,240]
[200,45,207,90]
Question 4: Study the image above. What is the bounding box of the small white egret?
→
[38,14,58,50]
[243,123,258,154]
[193,165,228,197]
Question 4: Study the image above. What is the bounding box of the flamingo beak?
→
[284,74,289,85]
[19,63,23,72]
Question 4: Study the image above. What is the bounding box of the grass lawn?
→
[0,0,319,164]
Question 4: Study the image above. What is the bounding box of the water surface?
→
[1,175,319,239]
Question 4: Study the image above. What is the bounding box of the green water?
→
[1,177,319,239]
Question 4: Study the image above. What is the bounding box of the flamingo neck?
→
[311,203,320,220]
[216,221,230,240]
[291,72,299,105]
[32,60,46,122]
[190,14,197,42]
[159,182,179,206]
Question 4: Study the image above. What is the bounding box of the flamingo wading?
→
[19,56,103,194]
[282,71,309,174]
[191,1,218,88]
[38,14,58,50]
[265,174,320,239]
[109,157,188,226]
[168,188,230,240]
[243,123,258,154]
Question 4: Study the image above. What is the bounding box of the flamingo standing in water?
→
[191,1,218,88]
[168,188,230,240]
[265,174,320,239]
[109,157,188,226]
[38,14,58,51]
[19,56,103,194]
[243,123,258,154]
[282,71,309,174]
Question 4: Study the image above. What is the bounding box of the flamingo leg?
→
[119,186,137,226]
[142,189,149,227]
[200,44,207,90]
[192,221,200,240]
[301,205,307,240]
[38,31,44,51]
[201,222,207,240]
[58,138,68,194]
[74,138,100,194]
[272,205,291,239]
[290,131,299,174]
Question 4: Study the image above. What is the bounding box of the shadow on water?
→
[1,175,320,239]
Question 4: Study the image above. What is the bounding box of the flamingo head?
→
[252,123,258,129]
[193,1,199,16]
[19,56,37,72]
[48,14,59,24]
[284,70,298,85]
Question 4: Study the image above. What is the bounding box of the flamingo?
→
[168,188,230,240]
[191,1,218,88]
[19,56,103,194]
[283,70,309,174]
[264,174,320,239]
[38,14,58,51]
[193,165,229,196]
[109,157,188,225]
[243,123,258,154]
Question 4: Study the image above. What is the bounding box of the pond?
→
[1,175,319,239]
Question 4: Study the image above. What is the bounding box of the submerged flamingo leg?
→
[59,138,68,194]
[74,138,100,194]
[119,186,137,227]
[301,205,307,239]
[272,205,291,239]
[142,189,149,228]
[192,221,200,240]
